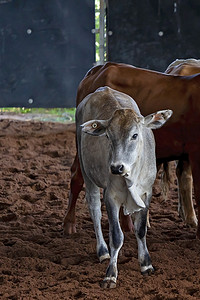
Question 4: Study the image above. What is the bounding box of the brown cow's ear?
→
[81,119,109,136]
[144,109,173,129]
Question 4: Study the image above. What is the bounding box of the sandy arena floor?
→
[0,118,200,299]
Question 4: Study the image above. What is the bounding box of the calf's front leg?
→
[101,195,124,288]
[134,208,154,275]
[85,182,110,263]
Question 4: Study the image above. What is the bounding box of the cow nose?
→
[110,164,124,175]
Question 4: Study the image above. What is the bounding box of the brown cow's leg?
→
[63,153,84,235]
[160,161,175,201]
[119,207,134,232]
[176,159,197,228]
[189,154,200,238]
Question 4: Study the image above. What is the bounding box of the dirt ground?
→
[0,118,200,300]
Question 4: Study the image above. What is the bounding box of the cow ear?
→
[81,119,108,136]
[143,109,173,129]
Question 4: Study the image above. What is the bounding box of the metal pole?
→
[99,0,105,64]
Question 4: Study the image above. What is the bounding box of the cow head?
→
[81,108,172,177]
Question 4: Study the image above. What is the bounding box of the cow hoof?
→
[63,222,76,235]
[141,266,154,276]
[185,217,198,228]
[98,246,110,262]
[99,253,110,263]
[100,277,117,289]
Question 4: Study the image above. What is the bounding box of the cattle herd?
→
[62,58,200,288]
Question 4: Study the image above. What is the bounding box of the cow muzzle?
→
[110,164,124,175]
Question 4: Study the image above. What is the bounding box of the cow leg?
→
[176,159,197,227]
[134,208,154,275]
[63,153,84,235]
[160,161,175,201]
[189,155,200,238]
[119,207,134,232]
[84,180,110,263]
[101,195,124,288]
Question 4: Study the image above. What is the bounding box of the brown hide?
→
[76,62,200,162]
[162,60,200,229]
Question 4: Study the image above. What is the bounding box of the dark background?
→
[0,0,95,107]
[107,0,200,71]
[0,0,200,107]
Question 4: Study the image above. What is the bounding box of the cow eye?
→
[131,133,138,140]
[92,122,98,129]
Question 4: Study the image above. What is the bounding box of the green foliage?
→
[95,0,100,61]
[0,107,76,122]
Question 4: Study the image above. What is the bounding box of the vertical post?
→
[99,0,105,64]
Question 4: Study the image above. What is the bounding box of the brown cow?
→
[162,58,200,228]
[63,62,200,238]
